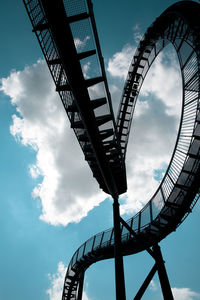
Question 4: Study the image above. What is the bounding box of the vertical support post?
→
[77,272,85,300]
[152,244,174,300]
[113,197,126,300]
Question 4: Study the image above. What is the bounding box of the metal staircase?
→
[23,0,127,196]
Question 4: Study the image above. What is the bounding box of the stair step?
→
[48,58,61,65]
[151,220,166,229]
[134,73,142,82]
[71,120,84,129]
[96,114,112,126]
[85,153,96,161]
[132,63,144,69]
[159,214,171,221]
[78,49,96,60]
[56,83,71,92]
[109,148,120,156]
[119,117,130,122]
[90,97,107,109]
[175,183,189,191]
[131,90,138,96]
[66,103,78,112]
[103,140,117,151]
[188,152,199,159]
[107,155,120,162]
[129,96,135,102]
[134,55,148,61]
[165,201,180,209]
[67,12,89,23]
[119,111,131,115]
[83,144,93,153]
[78,133,88,142]
[85,76,104,87]
[32,22,49,32]
[193,134,200,140]
[99,129,114,140]
[182,169,195,176]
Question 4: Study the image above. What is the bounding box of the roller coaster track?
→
[23,0,200,299]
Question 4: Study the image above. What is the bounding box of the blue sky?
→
[0,1,200,300]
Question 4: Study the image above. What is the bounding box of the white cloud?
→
[133,24,143,44]
[172,287,200,300]
[148,280,200,300]
[83,61,91,78]
[74,36,90,51]
[149,279,158,291]
[121,97,179,215]
[107,44,135,79]
[47,262,91,300]
[0,33,183,226]
[0,60,104,226]
[141,48,182,116]
[149,283,200,300]
[47,262,66,300]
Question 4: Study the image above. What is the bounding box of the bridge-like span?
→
[23,1,200,299]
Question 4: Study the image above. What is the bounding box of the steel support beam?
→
[152,244,174,300]
[119,217,173,300]
[113,198,126,300]
[134,263,157,300]
[77,272,84,300]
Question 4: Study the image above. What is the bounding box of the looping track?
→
[23,1,200,299]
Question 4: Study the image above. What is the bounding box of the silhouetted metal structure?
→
[23,0,200,299]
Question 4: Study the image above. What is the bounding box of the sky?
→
[0,0,200,300]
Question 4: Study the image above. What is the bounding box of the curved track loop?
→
[61,2,200,299]
[23,0,200,299]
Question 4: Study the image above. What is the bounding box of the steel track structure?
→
[23,0,200,299]
[23,0,127,197]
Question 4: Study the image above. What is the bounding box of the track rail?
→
[23,1,200,299]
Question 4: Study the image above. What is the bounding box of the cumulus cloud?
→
[0,60,104,226]
[121,97,179,215]
[47,262,91,300]
[107,43,182,215]
[172,287,200,300]
[148,280,200,299]
[0,29,183,226]
[149,279,158,291]
[47,262,66,300]
[107,26,142,81]
[107,44,135,79]
[133,24,143,44]
[107,44,135,116]
[141,48,182,116]
[74,36,90,51]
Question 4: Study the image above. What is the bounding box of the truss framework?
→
[23,0,127,196]
[23,1,200,299]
